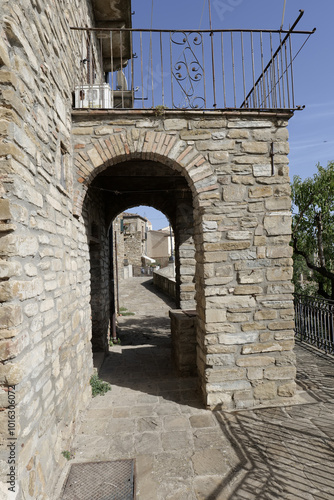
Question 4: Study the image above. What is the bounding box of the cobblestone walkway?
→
[56,278,334,499]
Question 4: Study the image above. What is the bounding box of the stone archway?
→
[73,129,219,217]
[72,113,296,410]
[74,128,220,397]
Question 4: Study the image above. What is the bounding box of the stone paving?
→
[56,277,334,499]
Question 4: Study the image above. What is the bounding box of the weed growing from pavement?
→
[109,338,121,347]
[119,307,135,316]
[90,374,111,397]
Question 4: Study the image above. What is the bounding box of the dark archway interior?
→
[85,159,195,354]
[91,159,192,227]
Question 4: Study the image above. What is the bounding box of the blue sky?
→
[127,0,333,229]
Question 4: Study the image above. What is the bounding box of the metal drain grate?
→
[61,460,135,500]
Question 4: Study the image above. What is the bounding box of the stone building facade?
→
[0,0,299,498]
[147,228,174,268]
[122,213,149,267]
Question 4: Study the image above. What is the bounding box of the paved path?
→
[56,277,334,499]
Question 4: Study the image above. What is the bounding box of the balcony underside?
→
[91,0,132,70]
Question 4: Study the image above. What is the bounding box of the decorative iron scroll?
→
[171,32,205,109]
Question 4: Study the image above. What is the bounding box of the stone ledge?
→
[72,109,294,120]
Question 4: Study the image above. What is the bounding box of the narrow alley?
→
[56,277,334,500]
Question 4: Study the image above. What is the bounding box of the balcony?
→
[71,10,314,112]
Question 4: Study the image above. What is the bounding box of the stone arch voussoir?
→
[73,130,219,217]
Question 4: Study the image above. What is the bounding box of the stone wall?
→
[153,266,176,300]
[124,232,143,267]
[72,110,296,411]
[0,0,297,496]
[0,1,98,498]
[85,191,111,353]
[169,310,197,375]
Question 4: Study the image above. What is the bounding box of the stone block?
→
[266,245,293,259]
[265,197,291,211]
[277,381,296,397]
[94,126,114,136]
[253,381,277,400]
[234,286,263,295]
[226,311,250,322]
[252,129,272,141]
[218,332,258,345]
[241,322,266,332]
[249,186,273,198]
[0,331,28,360]
[209,294,256,309]
[266,267,293,282]
[242,342,284,354]
[0,260,21,278]
[0,37,10,67]
[259,332,274,342]
[206,353,235,367]
[203,251,228,263]
[237,269,263,284]
[0,359,26,384]
[226,231,250,240]
[197,139,234,151]
[209,151,229,164]
[273,142,289,154]
[236,355,275,367]
[164,119,187,130]
[212,131,227,140]
[208,379,251,392]
[0,234,39,257]
[0,199,11,220]
[242,141,268,154]
[236,155,270,165]
[196,119,226,128]
[232,175,254,185]
[253,164,272,177]
[180,130,211,140]
[206,344,236,354]
[206,367,246,383]
[247,367,263,380]
[264,366,296,380]
[228,120,272,128]
[254,310,277,321]
[278,308,294,320]
[206,309,227,323]
[264,215,291,236]
[0,304,22,328]
[218,241,250,251]
[206,392,232,408]
[0,278,43,301]
[0,327,21,340]
[227,129,250,139]
[268,321,295,331]
[215,264,233,277]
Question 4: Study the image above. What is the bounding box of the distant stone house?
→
[112,212,152,278]
[122,212,150,267]
[0,0,314,497]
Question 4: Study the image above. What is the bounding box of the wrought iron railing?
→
[294,294,334,355]
[71,11,314,111]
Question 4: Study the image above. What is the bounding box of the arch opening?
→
[83,157,198,377]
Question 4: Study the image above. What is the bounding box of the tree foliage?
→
[291,161,334,299]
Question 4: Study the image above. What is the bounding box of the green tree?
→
[291,161,334,299]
